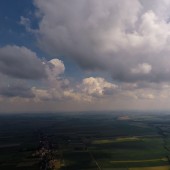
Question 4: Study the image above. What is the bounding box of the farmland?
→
[1,112,170,169]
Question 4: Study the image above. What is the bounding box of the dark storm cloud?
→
[33,0,170,82]
[0,85,35,98]
[0,45,46,79]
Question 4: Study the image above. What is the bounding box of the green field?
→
[1,112,170,169]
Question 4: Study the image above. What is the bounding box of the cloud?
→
[0,45,46,79]
[0,46,69,101]
[32,88,53,101]
[20,16,32,32]
[45,58,65,83]
[32,58,71,102]
[79,77,117,97]
[32,0,170,82]
[0,53,71,101]
[137,93,155,100]
[32,75,117,102]
[0,84,34,98]
[131,63,152,75]
[3,0,170,112]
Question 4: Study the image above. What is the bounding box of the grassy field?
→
[129,166,170,170]
[0,112,170,169]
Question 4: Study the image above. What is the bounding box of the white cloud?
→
[32,58,69,101]
[4,0,170,112]
[48,59,65,76]
[30,0,170,82]
[45,58,65,84]
[131,63,152,75]
[79,77,117,97]
[32,76,118,102]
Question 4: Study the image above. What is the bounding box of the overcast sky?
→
[1,0,170,113]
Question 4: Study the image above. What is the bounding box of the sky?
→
[1,0,170,113]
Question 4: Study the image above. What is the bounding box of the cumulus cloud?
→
[0,45,46,79]
[79,77,117,97]
[4,0,170,112]
[32,75,118,102]
[0,46,75,102]
[0,46,68,101]
[32,58,72,102]
[31,0,170,82]
[45,59,65,83]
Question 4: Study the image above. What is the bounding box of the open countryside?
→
[1,112,170,169]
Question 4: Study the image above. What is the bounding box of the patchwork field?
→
[1,112,170,169]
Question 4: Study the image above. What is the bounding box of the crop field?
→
[1,112,170,169]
